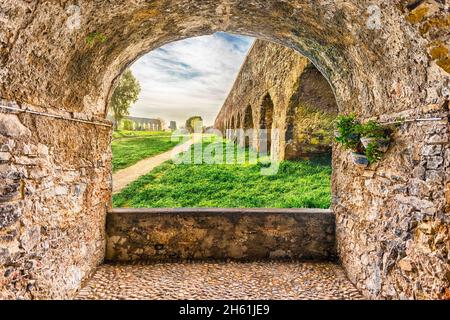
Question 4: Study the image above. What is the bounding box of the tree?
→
[109,69,141,130]
[185,116,203,133]
[122,119,134,131]
[157,118,167,131]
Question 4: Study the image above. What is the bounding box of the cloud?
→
[129,32,254,127]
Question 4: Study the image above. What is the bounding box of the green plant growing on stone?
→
[334,114,362,151]
[358,120,386,138]
[365,142,383,164]
[86,31,107,47]
[335,115,394,166]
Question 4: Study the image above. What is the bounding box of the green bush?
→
[358,120,386,138]
[334,115,393,165]
[122,119,134,131]
[365,142,384,164]
[334,114,361,151]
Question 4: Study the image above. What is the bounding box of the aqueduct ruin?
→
[215,39,339,160]
[0,0,449,299]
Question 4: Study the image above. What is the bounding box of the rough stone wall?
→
[335,104,450,299]
[106,208,336,262]
[0,101,112,299]
[0,0,448,300]
[214,40,338,160]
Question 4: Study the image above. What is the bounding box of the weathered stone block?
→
[409,179,431,198]
[106,208,336,262]
[0,204,22,228]
[0,178,21,202]
[422,144,442,156]
[0,114,31,138]
[426,156,444,169]
[0,151,11,163]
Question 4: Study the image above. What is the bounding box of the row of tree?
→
[110,69,203,133]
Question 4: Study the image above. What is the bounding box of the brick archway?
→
[0,1,448,299]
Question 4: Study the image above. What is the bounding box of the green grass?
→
[112,131,180,172]
[113,138,332,209]
[112,130,170,139]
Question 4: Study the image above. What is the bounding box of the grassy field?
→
[112,131,180,172]
[113,138,332,208]
[112,130,170,139]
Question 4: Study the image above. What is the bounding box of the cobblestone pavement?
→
[76,261,364,300]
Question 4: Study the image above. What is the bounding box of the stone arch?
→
[259,94,275,155]
[243,105,254,148]
[284,63,339,160]
[0,1,448,300]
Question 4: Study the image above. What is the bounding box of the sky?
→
[129,32,255,127]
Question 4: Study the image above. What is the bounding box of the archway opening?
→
[243,105,254,148]
[1,1,448,301]
[259,94,275,155]
[284,64,339,160]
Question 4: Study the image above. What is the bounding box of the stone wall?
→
[106,208,336,262]
[0,101,112,299]
[335,104,450,299]
[0,0,449,300]
[214,40,338,160]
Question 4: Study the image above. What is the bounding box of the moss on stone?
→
[436,57,450,74]
[406,5,429,24]
[430,43,449,60]
[293,104,336,154]
[419,15,450,34]
[429,42,450,74]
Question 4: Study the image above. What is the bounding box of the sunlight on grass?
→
[112,130,171,139]
[113,137,332,209]
[112,131,179,172]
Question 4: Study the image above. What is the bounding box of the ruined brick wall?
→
[0,101,112,299]
[214,40,338,160]
[0,0,449,300]
[106,208,336,262]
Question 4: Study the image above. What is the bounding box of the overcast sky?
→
[129,32,255,127]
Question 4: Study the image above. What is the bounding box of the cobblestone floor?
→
[76,261,364,300]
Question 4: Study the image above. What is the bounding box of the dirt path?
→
[112,139,193,194]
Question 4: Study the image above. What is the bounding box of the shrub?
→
[365,142,383,164]
[358,120,386,138]
[334,114,361,151]
[335,115,394,166]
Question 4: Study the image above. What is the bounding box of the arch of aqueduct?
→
[0,0,449,299]
[215,39,339,160]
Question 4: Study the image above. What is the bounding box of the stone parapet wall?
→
[105,208,336,262]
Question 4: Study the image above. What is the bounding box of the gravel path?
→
[76,261,364,300]
[112,139,193,194]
